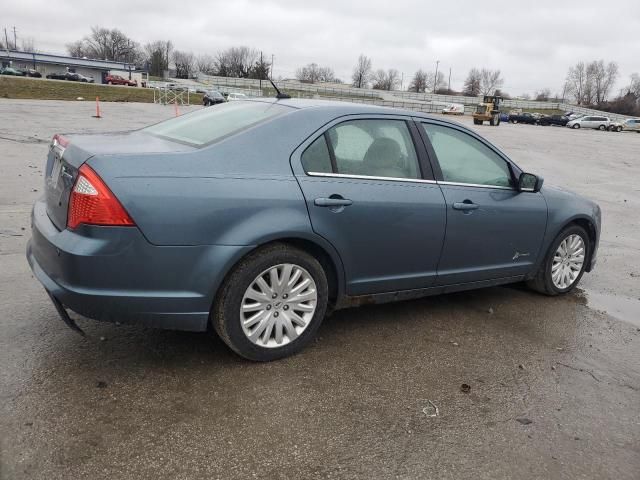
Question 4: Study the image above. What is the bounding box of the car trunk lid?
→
[44,131,194,230]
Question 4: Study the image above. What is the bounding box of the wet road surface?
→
[1,100,639,479]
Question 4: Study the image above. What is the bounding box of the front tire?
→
[527,225,590,296]
[213,243,329,361]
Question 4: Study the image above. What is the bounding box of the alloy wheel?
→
[551,234,585,289]
[240,263,318,348]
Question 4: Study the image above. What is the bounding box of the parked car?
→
[20,68,42,78]
[538,114,570,127]
[66,72,94,83]
[0,67,25,76]
[441,103,465,115]
[566,116,610,130]
[607,118,640,132]
[27,100,601,361]
[227,92,248,101]
[46,72,68,80]
[105,74,137,86]
[508,112,538,124]
[203,90,226,106]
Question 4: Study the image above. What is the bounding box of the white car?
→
[566,115,610,130]
[227,92,248,101]
[441,103,465,115]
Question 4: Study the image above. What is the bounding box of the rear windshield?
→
[144,101,289,146]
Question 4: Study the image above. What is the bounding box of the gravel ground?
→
[0,99,638,480]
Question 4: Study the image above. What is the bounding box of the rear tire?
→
[572,124,580,129]
[212,243,329,361]
[598,125,606,131]
[617,126,622,132]
[527,225,590,296]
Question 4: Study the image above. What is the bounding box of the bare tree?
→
[372,69,400,90]
[463,68,482,96]
[215,46,259,78]
[196,54,216,75]
[534,88,551,101]
[173,50,195,79]
[352,54,373,88]
[67,40,84,58]
[566,62,586,104]
[67,26,142,64]
[409,69,429,93]
[589,60,619,104]
[429,71,446,92]
[628,73,640,98]
[479,69,504,96]
[296,63,336,83]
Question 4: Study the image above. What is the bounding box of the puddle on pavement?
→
[585,290,640,327]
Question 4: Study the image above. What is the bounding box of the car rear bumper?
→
[27,199,251,332]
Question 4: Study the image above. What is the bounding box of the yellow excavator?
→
[472,95,503,126]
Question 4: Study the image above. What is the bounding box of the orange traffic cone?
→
[93,97,102,118]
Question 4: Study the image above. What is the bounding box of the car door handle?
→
[314,197,353,207]
[452,201,479,211]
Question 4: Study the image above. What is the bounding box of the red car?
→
[105,74,137,86]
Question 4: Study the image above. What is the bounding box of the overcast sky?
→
[4,0,639,95]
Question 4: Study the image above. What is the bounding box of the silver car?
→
[566,115,610,130]
[608,118,640,132]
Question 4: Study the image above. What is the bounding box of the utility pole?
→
[13,26,17,50]
[448,67,451,93]
[400,72,404,90]
[4,28,10,52]
[260,51,263,91]
[271,54,274,80]
[433,60,440,94]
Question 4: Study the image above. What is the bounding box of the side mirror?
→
[518,172,544,192]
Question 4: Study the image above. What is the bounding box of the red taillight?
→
[67,165,135,229]
[52,134,70,149]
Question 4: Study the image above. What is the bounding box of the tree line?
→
[62,27,640,115]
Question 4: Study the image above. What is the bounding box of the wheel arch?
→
[213,233,346,310]
[564,217,597,271]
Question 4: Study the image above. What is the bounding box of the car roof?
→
[243,97,445,122]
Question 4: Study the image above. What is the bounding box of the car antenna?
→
[269,78,290,99]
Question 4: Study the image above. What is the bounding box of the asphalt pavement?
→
[0,99,638,479]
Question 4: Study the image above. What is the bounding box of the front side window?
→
[421,124,512,188]
[326,119,420,179]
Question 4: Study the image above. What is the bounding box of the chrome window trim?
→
[306,172,438,184]
[438,181,515,191]
[306,172,515,190]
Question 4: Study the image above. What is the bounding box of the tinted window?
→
[325,119,419,179]
[301,135,332,173]
[145,102,288,146]
[421,124,512,188]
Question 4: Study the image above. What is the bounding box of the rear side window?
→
[301,119,420,180]
[145,102,289,146]
[328,119,420,179]
[301,136,332,173]
[421,124,512,188]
